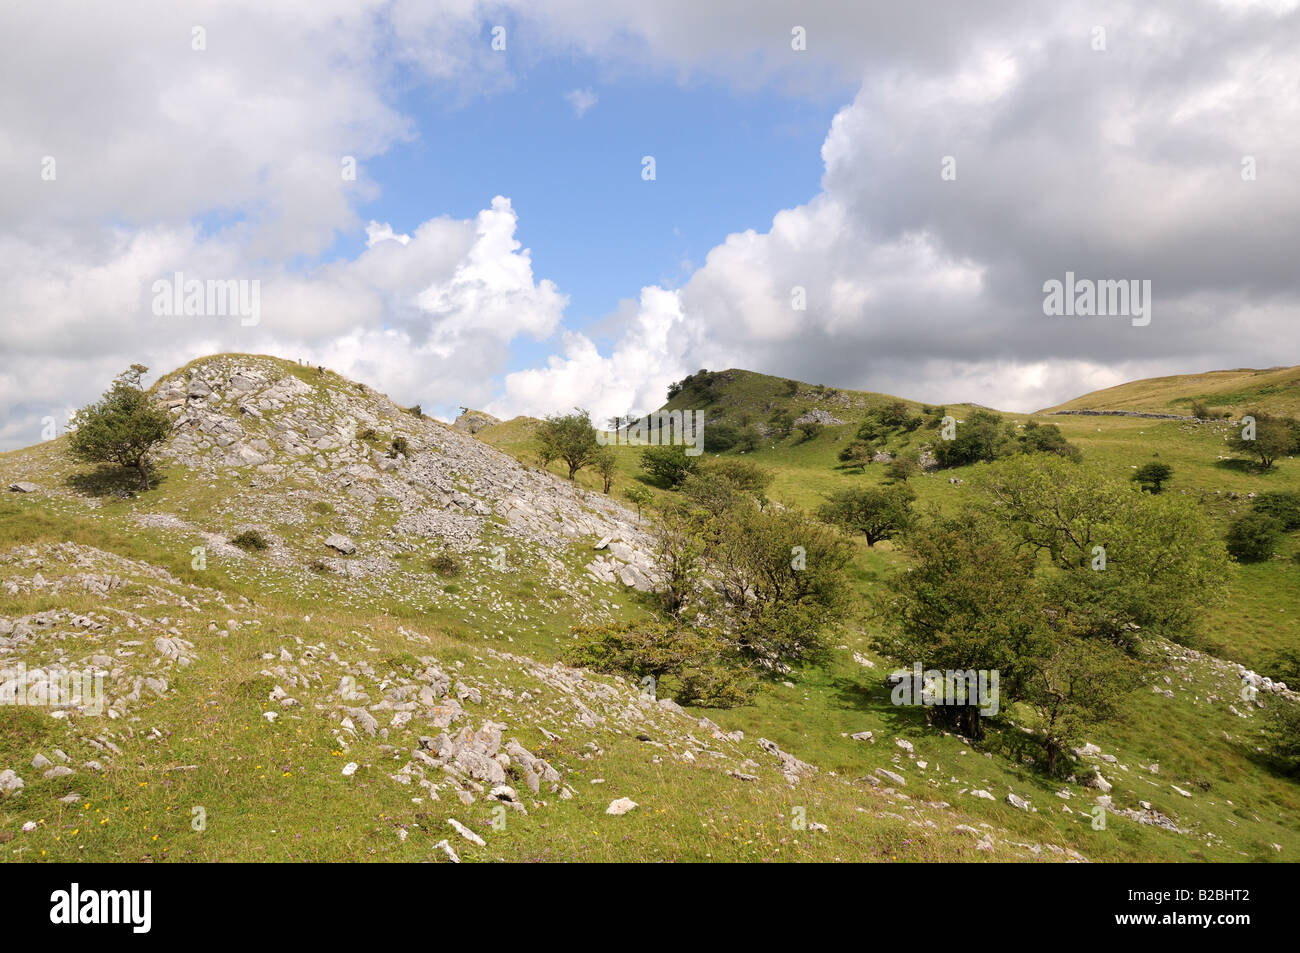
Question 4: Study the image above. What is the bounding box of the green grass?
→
[3,356,1299,863]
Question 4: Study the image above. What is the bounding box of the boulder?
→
[325,534,357,555]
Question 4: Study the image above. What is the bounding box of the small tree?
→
[885,451,919,483]
[623,485,652,522]
[1226,513,1283,562]
[1227,410,1300,469]
[1024,634,1139,775]
[796,420,823,443]
[594,446,618,494]
[537,408,599,480]
[640,443,700,487]
[1131,461,1173,493]
[68,365,170,491]
[818,485,915,547]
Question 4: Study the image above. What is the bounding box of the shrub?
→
[358,427,379,443]
[389,435,409,457]
[1252,491,1300,530]
[1226,513,1283,562]
[734,427,760,453]
[230,530,270,552]
[702,424,739,453]
[640,444,700,487]
[796,420,823,442]
[429,551,464,576]
[564,620,753,707]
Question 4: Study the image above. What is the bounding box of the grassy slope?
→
[474,367,1300,862]
[2,359,1298,862]
[1043,365,1300,418]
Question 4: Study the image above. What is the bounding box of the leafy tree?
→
[838,441,876,468]
[796,420,823,442]
[933,410,1016,468]
[537,408,599,480]
[594,446,618,494]
[640,443,701,487]
[1252,491,1300,531]
[877,400,910,429]
[708,503,854,667]
[1226,513,1283,562]
[702,423,739,453]
[1023,634,1140,774]
[875,512,1046,740]
[650,500,706,617]
[818,485,915,547]
[68,365,171,491]
[702,458,774,495]
[623,484,652,522]
[1131,461,1173,493]
[1227,410,1300,469]
[1018,420,1080,460]
[885,451,919,483]
[734,427,760,453]
[767,409,795,439]
[564,620,753,707]
[980,455,1229,649]
[1262,699,1300,776]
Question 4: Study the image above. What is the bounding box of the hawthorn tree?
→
[68,365,171,491]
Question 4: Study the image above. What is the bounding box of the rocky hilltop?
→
[144,355,657,593]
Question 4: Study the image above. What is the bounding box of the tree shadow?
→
[65,465,164,498]
[1213,458,1267,475]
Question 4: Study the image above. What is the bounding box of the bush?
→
[429,551,464,576]
[389,435,409,457]
[67,365,171,491]
[358,427,379,443]
[1252,491,1300,530]
[640,444,700,487]
[702,424,739,453]
[734,427,760,453]
[564,620,753,707]
[933,410,1016,468]
[1226,513,1283,562]
[406,405,423,418]
[796,420,823,442]
[701,458,774,495]
[230,530,270,552]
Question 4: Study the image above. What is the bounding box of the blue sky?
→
[351,64,848,370]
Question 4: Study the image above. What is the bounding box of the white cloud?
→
[564,87,599,117]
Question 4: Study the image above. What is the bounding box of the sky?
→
[2,0,1298,449]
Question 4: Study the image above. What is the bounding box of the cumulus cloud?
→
[3,0,1299,449]
[504,0,1300,417]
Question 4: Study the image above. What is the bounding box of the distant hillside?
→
[658,368,995,435]
[1043,365,1300,419]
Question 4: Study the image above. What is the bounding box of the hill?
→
[2,354,1298,862]
[1042,365,1300,419]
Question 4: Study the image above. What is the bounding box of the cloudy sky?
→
[2,0,1298,449]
